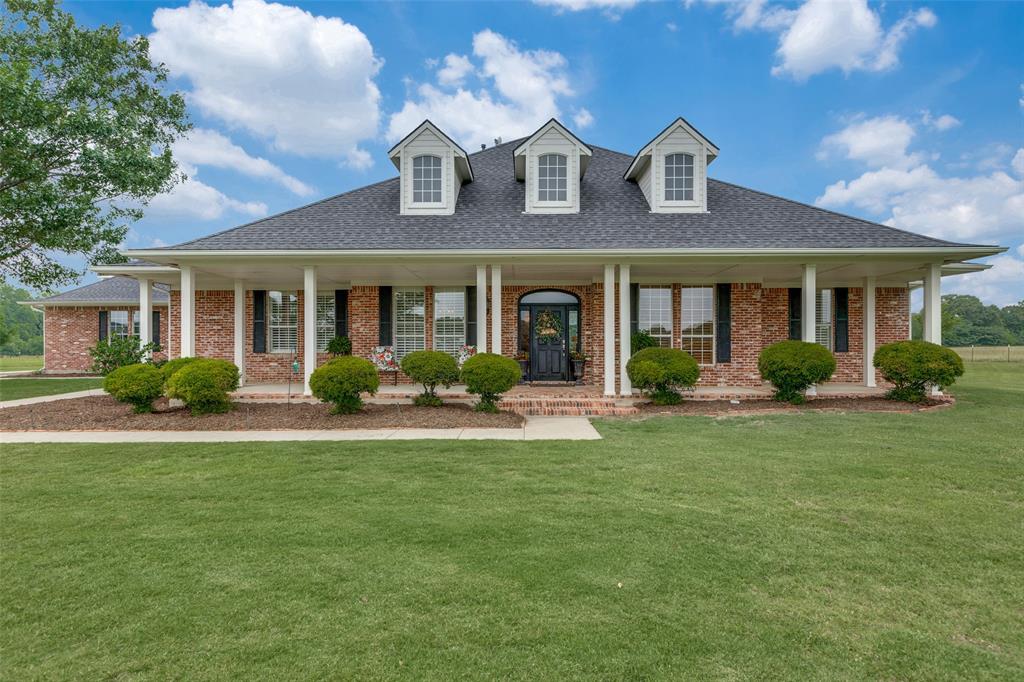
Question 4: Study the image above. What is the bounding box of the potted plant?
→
[516,351,530,383]
[570,350,588,383]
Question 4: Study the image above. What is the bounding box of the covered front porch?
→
[95,252,974,397]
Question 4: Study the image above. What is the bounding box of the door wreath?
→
[534,309,563,343]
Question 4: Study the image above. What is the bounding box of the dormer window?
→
[412,155,442,204]
[664,153,694,202]
[537,153,567,202]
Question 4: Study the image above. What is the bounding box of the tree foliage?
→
[0,281,42,354]
[1,0,189,289]
[912,295,1024,346]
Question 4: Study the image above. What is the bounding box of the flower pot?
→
[518,359,530,383]
[571,359,586,383]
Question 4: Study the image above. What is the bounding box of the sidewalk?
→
[0,388,106,409]
[0,416,602,443]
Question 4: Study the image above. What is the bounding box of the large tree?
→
[0,0,189,289]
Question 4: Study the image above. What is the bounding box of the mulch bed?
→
[0,396,525,431]
[632,396,951,418]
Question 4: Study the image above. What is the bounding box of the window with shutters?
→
[432,288,465,357]
[412,155,442,204]
[394,288,426,358]
[316,294,335,352]
[108,311,131,340]
[268,291,298,353]
[816,289,833,350]
[638,286,673,347]
[680,286,715,365]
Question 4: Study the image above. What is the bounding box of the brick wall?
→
[42,305,168,373]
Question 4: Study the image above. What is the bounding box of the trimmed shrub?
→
[400,350,459,407]
[873,340,964,402]
[160,356,199,383]
[166,358,240,415]
[758,340,836,404]
[626,347,700,405]
[326,335,352,357]
[460,353,520,413]
[89,336,159,375]
[104,363,164,413]
[631,330,659,355]
[309,356,380,414]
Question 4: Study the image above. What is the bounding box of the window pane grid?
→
[316,294,335,352]
[816,289,833,350]
[394,288,425,358]
[433,288,466,357]
[680,286,714,365]
[638,286,673,347]
[413,155,442,203]
[269,291,298,353]
[537,154,567,202]
[109,310,130,340]
[665,153,694,201]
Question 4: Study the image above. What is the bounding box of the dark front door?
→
[531,306,568,381]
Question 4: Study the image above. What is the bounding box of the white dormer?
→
[389,120,473,215]
[513,119,592,214]
[624,117,718,214]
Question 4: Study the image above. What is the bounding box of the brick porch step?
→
[496,397,639,416]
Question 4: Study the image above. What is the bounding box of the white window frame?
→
[638,286,673,348]
[131,310,141,337]
[816,289,833,351]
[432,288,466,357]
[680,286,715,366]
[393,287,426,359]
[268,290,298,354]
[664,152,695,203]
[108,310,131,340]
[316,294,335,352]
[412,154,443,205]
[537,153,568,203]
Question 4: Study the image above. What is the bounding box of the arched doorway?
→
[518,290,581,382]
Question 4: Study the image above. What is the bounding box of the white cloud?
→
[437,54,474,87]
[573,108,595,128]
[173,128,314,196]
[532,0,639,14]
[1012,149,1024,177]
[817,115,920,169]
[388,30,588,150]
[147,177,268,221]
[946,254,1024,307]
[150,0,382,168]
[1019,83,1024,110]
[666,21,679,32]
[921,110,961,131]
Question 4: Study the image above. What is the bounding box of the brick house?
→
[33,118,1004,394]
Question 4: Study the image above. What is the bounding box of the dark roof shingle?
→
[31,276,169,305]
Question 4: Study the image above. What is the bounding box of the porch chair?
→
[369,345,400,385]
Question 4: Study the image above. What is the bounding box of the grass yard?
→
[2,364,1022,679]
[0,355,43,372]
[0,377,103,401]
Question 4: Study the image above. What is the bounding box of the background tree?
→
[1,0,189,289]
[0,282,43,355]
[913,294,1024,346]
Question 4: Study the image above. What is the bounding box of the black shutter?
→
[788,288,802,340]
[716,283,732,363]
[834,288,849,352]
[466,286,477,346]
[253,290,266,353]
[152,311,161,348]
[335,290,348,338]
[630,283,640,336]
[98,311,108,341]
[378,286,393,346]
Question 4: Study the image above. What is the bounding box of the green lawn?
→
[0,355,43,372]
[0,377,103,401]
[2,364,1022,679]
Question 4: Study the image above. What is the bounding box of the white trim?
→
[476,265,488,353]
[180,265,195,357]
[490,265,502,354]
[923,262,942,344]
[138,277,152,357]
[801,264,816,343]
[863,276,876,388]
[603,264,616,397]
[234,280,245,386]
[303,266,317,395]
[618,263,631,396]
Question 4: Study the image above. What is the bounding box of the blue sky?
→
[62,0,1023,306]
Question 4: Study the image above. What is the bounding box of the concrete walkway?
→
[0,415,602,443]
[0,388,106,409]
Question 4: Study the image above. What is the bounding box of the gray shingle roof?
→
[31,277,169,305]
[166,140,974,251]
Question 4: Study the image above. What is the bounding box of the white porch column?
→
[233,279,246,386]
[476,265,488,353]
[138,277,152,358]
[603,264,616,396]
[923,262,942,344]
[180,265,195,357]
[618,263,631,396]
[801,264,817,343]
[303,266,317,395]
[863,276,876,388]
[490,265,502,354]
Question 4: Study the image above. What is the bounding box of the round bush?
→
[631,330,659,355]
[873,340,964,402]
[460,353,520,413]
[626,347,700,405]
[104,363,164,413]
[400,350,459,405]
[309,356,380,414]
[326,335,352,357]
[160,356,199,383]
[757,341,836,404]
[166,358,240,415]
